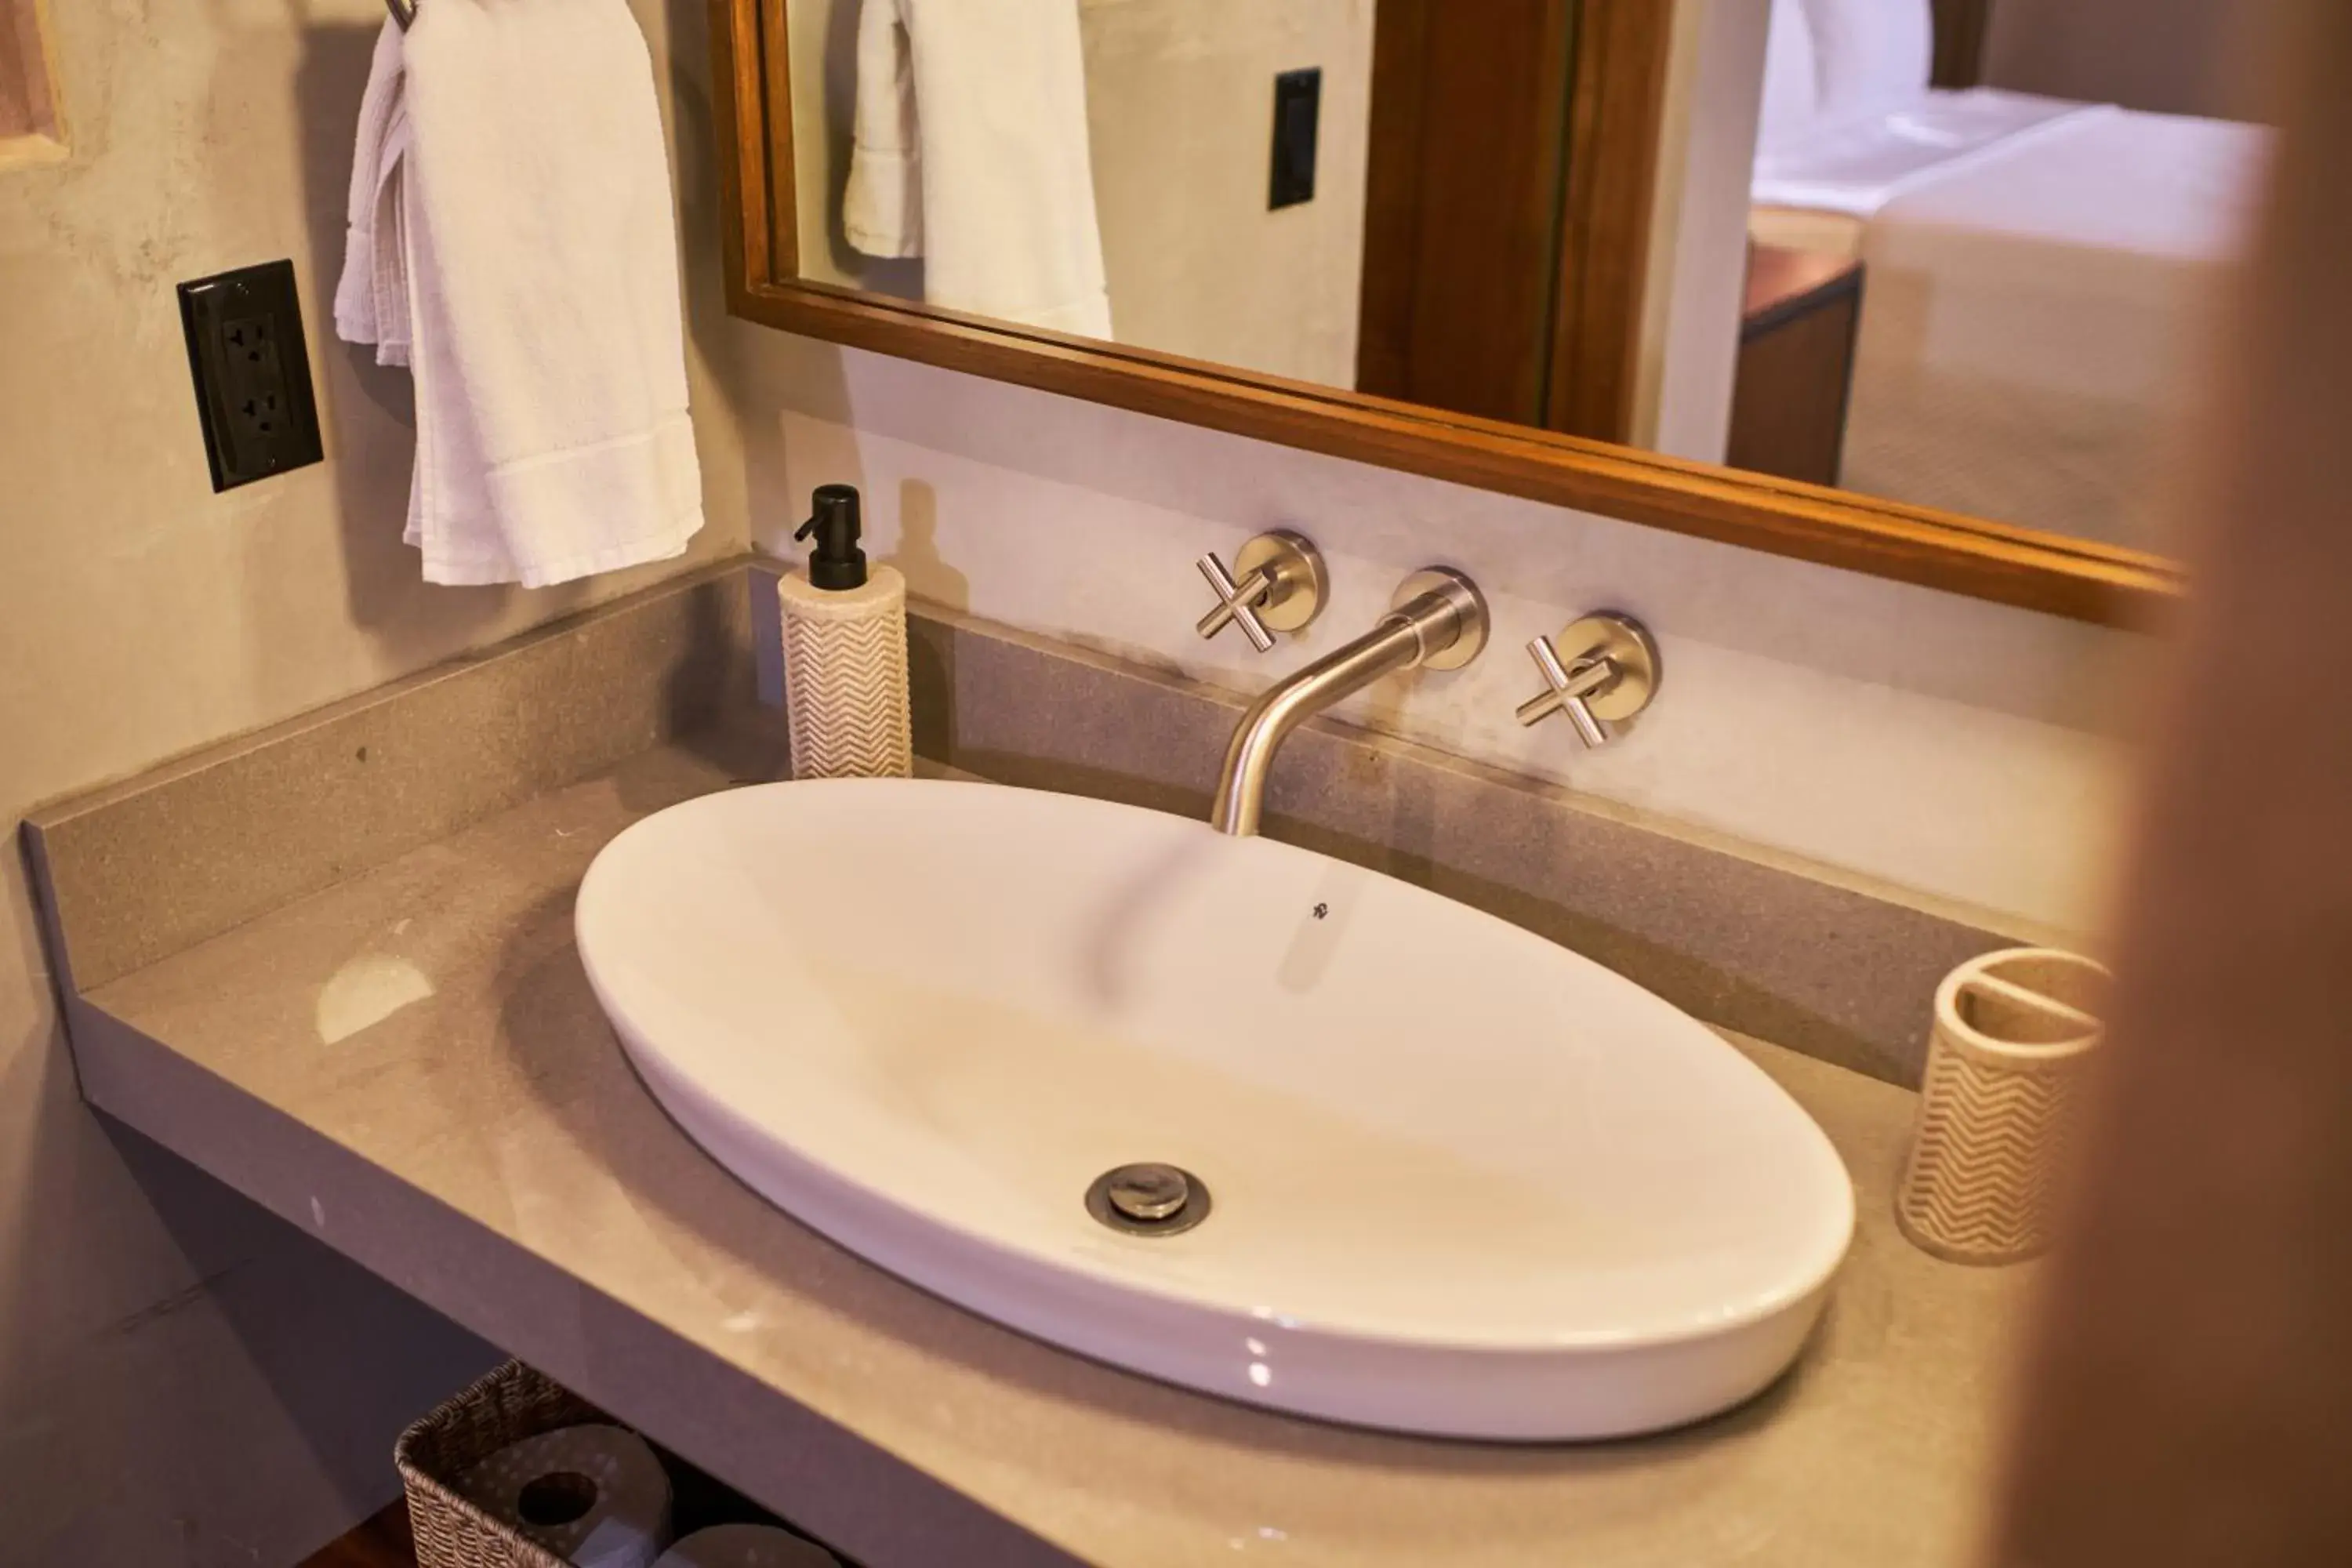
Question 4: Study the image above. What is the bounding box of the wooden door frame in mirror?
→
[708,0,2181,627]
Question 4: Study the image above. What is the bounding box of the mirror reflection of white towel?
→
[844,0,1113,339]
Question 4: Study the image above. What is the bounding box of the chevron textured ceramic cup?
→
[1896,946,2108,1265]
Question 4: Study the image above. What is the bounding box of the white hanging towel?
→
[844,0,1112,338]
[335,2,703,588]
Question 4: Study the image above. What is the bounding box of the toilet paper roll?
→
[459,1423,674,1568]
[654,1524,842,1567]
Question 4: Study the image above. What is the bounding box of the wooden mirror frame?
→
[709,0,2182,627]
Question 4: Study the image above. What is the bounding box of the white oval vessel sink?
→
[576,779,1853,1440]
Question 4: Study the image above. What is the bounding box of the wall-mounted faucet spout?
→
[1210,569,1488,836]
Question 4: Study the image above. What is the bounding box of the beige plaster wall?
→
[786,0,1377,387]
[1078,0,1375,387]
[0,0,754,1559]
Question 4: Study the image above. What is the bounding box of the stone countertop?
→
[66,733,2036,1568]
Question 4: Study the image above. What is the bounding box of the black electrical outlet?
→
[177,260,324,492]
[1269,67,1322,209]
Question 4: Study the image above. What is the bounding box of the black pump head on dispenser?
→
[794,485,869,590]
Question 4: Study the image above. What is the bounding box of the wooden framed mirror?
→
[708,0,2230,627]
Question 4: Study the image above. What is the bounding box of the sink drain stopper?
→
[1086,1163,1211,1236]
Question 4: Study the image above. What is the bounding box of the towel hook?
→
[387,0,416,29]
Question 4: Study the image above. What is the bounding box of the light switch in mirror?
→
[1269,67,1322,210]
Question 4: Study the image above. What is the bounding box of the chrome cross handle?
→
[1516,613,1661,748]
[1518,640,1618,746]
[1195,531,1327,653]
[1196,554,1276,652]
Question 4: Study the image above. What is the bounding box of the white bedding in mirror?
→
[1752,88,2090,217]
[1750,0,2270,545]
[1751,8,2270,547]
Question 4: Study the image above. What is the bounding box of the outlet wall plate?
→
[177,260,325,492]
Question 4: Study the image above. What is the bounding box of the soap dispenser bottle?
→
[778,485,913,779]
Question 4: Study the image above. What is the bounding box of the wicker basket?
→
[396,1361,614,1568]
